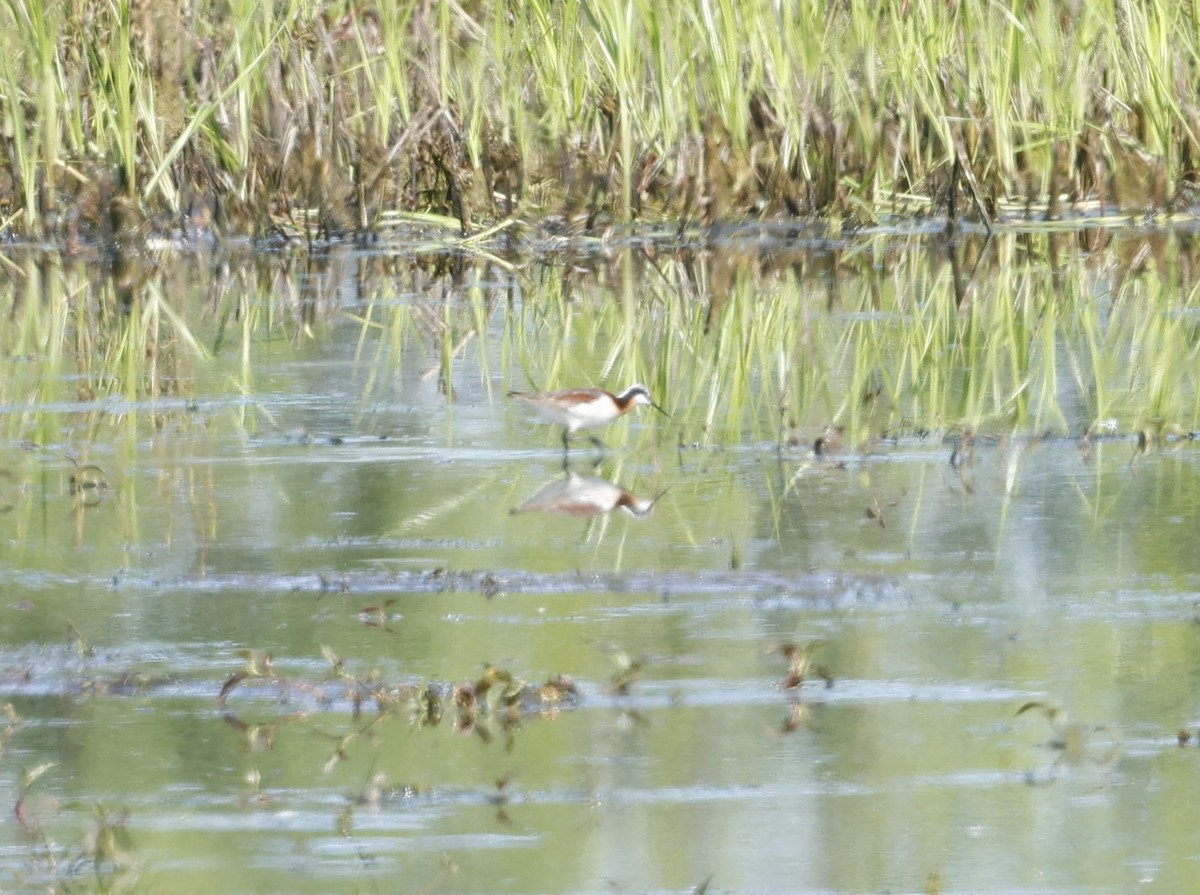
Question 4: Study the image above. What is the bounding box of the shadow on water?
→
[0,227,1199,892]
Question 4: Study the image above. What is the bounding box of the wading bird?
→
[508,384,667,452]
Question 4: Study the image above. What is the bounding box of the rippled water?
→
[1,231,1199,894]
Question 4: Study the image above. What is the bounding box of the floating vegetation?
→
[216,648,581,756]
[769,640,834,691]
[66,459,107,505]
[355,598,402,632]
[216,649,276,707]
[1015,701,1124,782]
[597,641,649,696]
[12,763,137,893]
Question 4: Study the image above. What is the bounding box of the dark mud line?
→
[107,568,909,605]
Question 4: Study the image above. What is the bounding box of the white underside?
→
[518,395,620,433]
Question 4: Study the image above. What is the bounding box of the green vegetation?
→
[2,231,1197,461]
[3,0,1200,238]
[4,7,1200,884]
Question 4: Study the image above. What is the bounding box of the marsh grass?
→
[4,1,1200,239]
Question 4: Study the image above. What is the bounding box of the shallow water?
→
[1,231,1199,894]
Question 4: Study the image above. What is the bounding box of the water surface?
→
[1,230,1199,894]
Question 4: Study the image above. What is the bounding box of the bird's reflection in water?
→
[511,472,660,518]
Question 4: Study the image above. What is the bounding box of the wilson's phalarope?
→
[511,472,660,517]
[508,384,667,450]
